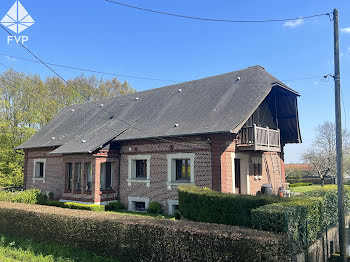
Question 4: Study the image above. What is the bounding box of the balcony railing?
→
[238,124,281,152]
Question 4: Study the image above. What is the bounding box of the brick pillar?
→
[93,158,101,203]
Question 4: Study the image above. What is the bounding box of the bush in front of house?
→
[0,202,291,262]
[251,197,323,249]
[44,201,105,211]
[0,189,47,204]
[251,187,350,249]
[178,185,280,227]
[105,201,124,211]
[147,202,163,214]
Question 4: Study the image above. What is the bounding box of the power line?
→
[0,53,329,84]
[0,53,181,83]
[105,0,331,23]
[0,25,203,150]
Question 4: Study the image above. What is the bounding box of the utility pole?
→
[333,8,346,262]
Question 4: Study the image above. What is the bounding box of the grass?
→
[0,234,119,262]
[289,184,322,193]
[110,209,175,219]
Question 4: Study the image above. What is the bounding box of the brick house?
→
[16,66,301,214]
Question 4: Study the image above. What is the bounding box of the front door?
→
[234,159,241,194]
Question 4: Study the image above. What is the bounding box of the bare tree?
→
[302,121,350,186]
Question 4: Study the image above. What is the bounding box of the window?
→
[168,199,180,214]
[167,153,195,190]
[84,163,92,191]
[33,159,46,181]
[128,196,149,212]
[35,162,44,178]
[75,163,82,191]
[176,159,191,181]
[136,160,147,179]
[100,162,113,191]
[127,155,151,187]
[134,201,145,211]
[66,163,73,190]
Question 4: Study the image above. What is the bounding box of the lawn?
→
[0,234,119,262]
[290,184,322,193]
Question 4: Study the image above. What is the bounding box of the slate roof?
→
[16,65,300,154]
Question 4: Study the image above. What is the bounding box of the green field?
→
[289,184,322,193]
[0,234,119,262]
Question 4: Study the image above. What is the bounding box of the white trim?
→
[231,153,250,195]
[168,199,179,214]
[127,155,151,187]
[166,153,195,190]
[128,196,150,212]
[32,158,46,183]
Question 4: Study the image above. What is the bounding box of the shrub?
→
[43,201,105,211]
[147,202,163,214]
[178,185,279,227]
[0,189,47,204]
[289,182,313,187]
[105,201,124,211]
[251,187,350,249]
[0,202,291,262]
[251,197,322,249]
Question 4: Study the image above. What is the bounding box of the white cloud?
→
[4,56,16,62]
[283,19,304,28]
[341,27,350,34]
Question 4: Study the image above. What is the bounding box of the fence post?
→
[305,220,309,262]
[326,223,329,262]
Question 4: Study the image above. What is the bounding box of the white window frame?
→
[251,156,263,181]
[32,159,46,183]
[166,153,195,190]
[168,199,179,214]
[128,196,149,212]
[127,155,151,187]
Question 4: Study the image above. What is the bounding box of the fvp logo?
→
[1,0,34,44]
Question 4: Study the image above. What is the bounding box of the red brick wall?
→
[25,147,65,198]
[118,137,212,212]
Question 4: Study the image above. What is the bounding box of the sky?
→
[0,0,349,163]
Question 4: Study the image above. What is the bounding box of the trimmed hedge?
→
[44,201,105,211]
[251,186,350,249]
[178,185,279,227]
[289,182,313,187]
[0,189,47,204]
[147,202,163,214]
[0,202,291,262]
[251,197,322,248]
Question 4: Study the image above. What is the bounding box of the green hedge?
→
[251,187,350,249]
[44,201,105,211]
[0,202,291,262]
[178,185,279,227]
[251,197,322,248]
[0,189,47,204]
[289,182,313,187]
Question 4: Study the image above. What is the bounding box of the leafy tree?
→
[302,121,350,186]
[0,70,135,187]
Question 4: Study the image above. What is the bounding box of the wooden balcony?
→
[237,124,281,152]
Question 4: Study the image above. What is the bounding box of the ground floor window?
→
[100,162,112,191]
[65,163,73,190]
[75,163,82,190]
[134,201,146,211]
[175,159,191,181]
[33,159,46,180]
[84,163,92,191]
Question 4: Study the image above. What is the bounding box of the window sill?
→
[100,190,115,194]
[32,177,45,183]
[166,181,195,190]
[127,179,150,187]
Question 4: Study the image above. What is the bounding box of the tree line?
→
[0,69,135,187]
